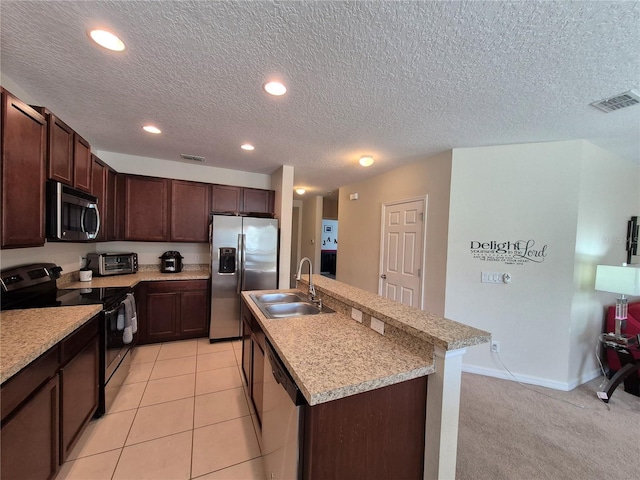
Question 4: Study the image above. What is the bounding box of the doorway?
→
[379,197,427,309]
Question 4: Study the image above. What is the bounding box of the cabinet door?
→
[251,336,264,426]
[211,184,241,212]
[241,313,252,387]
[179,289,210,338]
[146,291,179,342]
[105,168,121,241]
[73,134,92,193]
[1,375,59,480]
[1,90,47,248]
[243,188,274,214]
[45,112,74,186]
[124,175,169,241]
[91,156,107,241]
[171,180,211,242]
[60,336,99,462]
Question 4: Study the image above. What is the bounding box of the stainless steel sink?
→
[249,292,335,319]
[263,302,334,318]
[252,292,308,304]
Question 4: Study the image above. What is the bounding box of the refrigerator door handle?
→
[239,233,247,293]
[236,234,243,294]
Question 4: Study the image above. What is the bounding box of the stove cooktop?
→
[2,287,130,311]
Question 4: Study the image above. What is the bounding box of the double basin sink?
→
[250,291,335,319]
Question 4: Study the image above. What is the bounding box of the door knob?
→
[380,274,387,279]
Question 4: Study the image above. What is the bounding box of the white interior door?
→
[379,198,426,309]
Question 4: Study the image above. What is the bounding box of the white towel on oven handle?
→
[123,326,133,344]
[116,306,125,331]
[126,293,138,334]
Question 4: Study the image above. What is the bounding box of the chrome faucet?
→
[296,257,317,301]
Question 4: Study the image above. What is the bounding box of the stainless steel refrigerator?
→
[209,215,279,340]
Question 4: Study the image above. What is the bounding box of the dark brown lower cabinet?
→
[138,280,210,344]
[60,336,99,461]
[0,314,100,479]
[1,375,60,480]
[302,376,427,479]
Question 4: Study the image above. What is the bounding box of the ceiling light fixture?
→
[142,125,161,134]
[88,29,125,52]
[241,144,255,151]
[295,188,306,195]
[263,81,287,96]
[359,156,374,167]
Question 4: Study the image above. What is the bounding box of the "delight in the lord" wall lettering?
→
[470,239,548,265]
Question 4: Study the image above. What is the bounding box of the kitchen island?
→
[242,274,490,480]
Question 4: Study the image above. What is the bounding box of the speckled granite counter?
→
[0,305,102,384]
[242,289,435,406]
[62,269,210,289]
[302,274,490,351]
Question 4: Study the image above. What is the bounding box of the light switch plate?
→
[370,317,385,335]
[351,308,363,323]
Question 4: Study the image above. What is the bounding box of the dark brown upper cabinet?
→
[1,89,47,249]
[212,184,275,215]
[123,175,169,241]
[32,107,93,193]
[243,187,275,214]
[211,184,242,212]
[73,134,92,193]
[170,179,211,242]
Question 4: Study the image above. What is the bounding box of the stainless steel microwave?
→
[46,181,100,241]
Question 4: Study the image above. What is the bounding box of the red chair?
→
[605,301,640,372]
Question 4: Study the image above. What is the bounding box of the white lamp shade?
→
[595,265,640,296]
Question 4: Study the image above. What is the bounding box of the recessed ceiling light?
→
[295,188,306,195]
[142,125,161,134]
[88,29,125,52]
[359,156,374,167]
[263,81,287,96]
[241,144,255,151]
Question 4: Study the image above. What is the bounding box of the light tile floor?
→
[56,338,265,480]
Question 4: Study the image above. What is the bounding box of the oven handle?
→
[104,303,124,316]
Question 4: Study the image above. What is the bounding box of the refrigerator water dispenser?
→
[219,248,236,273]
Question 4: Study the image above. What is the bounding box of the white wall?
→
[271,166,294,288]
[337,151,452,315]
[299,196,323,277]
[445,140,640,390]
[568,141,640,384]
[96,151,272,189]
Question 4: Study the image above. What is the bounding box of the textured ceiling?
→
[1,1,639,196]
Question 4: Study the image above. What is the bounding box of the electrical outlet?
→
[351,308,363,323]
[370,317,385,335]
[491,341,500,353]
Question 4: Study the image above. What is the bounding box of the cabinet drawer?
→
[59,315,100,366]
[146,280,209,294]
[1,346,59,422]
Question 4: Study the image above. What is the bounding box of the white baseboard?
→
[462,364,603,391]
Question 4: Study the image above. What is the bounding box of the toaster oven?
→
[87,253,138,276]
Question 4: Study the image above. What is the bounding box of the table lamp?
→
[595,264,640,337]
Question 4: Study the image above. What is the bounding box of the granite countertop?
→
[63,269,210,289]
[242,290,435,406]
[0,305,103,384]
[306,275,490,351]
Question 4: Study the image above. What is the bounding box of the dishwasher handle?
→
[266,341,306,406]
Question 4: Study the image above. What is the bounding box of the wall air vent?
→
[590,89,640,113]
[180,154,205,162]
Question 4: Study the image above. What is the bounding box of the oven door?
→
[104,302,136,382]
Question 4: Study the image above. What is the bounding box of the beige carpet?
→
[456,372,640,480]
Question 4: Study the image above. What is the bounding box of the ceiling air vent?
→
[590,89,640,113]
[180,154,205,162]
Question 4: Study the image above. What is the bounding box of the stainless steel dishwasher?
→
[262,340,306,480]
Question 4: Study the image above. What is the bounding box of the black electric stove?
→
[1,263,137,418]
[1,263,129,311]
